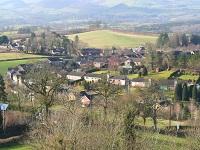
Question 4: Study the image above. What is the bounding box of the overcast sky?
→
[22,0,136,6]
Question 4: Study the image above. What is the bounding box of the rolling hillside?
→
[68,30,157,49]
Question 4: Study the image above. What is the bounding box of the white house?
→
[67,72,85,81]
[84,73,104,83]
[109,76,128,86]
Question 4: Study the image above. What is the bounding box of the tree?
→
[0,36,9,45]
[182,83,189,101]
[180,34,188,47]
[141,66,148,76]
[170,33,180,48]
[62,36,71,56]
[24,65,66,119]
[0,74,7,102]
[136,84,164,130]
[157,33,170,48]
[93,78,121,119]
[145,43,157,71]
[192,85,198,102]
[83,81,91,91]
[124,106,137,149]
[175,82,182,101]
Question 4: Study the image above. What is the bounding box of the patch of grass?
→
[128,74,139,79]
[0,59,46,75]
[93,70,120,76]
[141,131,188,150]
[0,53,46,61]
[178,75,199,81]
[0,143,31,150]
[68,30,157,48]
[135,117,179,129]
[146,71,174,80]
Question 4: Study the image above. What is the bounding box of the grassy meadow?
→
[68,30,157,48]
[0,53,47,75]
[0,53,46,61]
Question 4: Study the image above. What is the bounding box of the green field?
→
[0,143,31,150]
[178,74,199,81]
[146,71,174,80]
[0,53,47,75]
[0,59,46,75]
[68,30,157,48]
[0,53,46,61]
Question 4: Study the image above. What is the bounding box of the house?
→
[48,57,63,66]
[93,58,107,69]
[67,72,85,81]
[81,48,103,57]
[132,58,143,66]
[7,64,32,86]
[131,78,151,88]
[51,48,65,55]
[84,73,104,83]
[81,95,91,107]
[109,75,128,86]
[108,55,122,70]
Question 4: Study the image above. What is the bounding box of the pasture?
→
[68,30,157,49]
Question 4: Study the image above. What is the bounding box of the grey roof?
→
[132,78,147,82]
[67,72,86,77]
[110,75,127,80]
[85,73,105,78]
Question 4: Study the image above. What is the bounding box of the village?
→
[1,28,200,149]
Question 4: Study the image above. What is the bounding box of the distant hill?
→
[0,0,200,28]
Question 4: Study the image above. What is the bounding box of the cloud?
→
[93,0,137,6]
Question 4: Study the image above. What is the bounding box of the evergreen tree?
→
[180,33,188,47]
[192,84,198,101]
[0,74,7,102]
[188,85,194,98]
[182,83,189,101]
[175,82,182,101]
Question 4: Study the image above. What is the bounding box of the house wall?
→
[67,75,82,81]
[13,75,23,85]
[131,82,146,88]
[110,79,126,86]
[84,76,101,83]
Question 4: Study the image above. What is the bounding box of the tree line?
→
[175,82,200,102]
[157,33,200,49]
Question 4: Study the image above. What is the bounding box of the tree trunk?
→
[143,117,146,125]
[153,109,157,130]
[45,105,49,120]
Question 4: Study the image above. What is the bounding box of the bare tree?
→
[93,78,121,120]
[24,64,66,119]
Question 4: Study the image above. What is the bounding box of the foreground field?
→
[0,53,46,61]
[0,59,46,75]
[68,30,157,48]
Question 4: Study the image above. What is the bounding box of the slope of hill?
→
[0,0,200,28]
[68,30,157,48]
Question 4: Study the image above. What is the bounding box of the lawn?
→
[0,53,46,61]
[68,30,157,48]
[146,71,174,80]
[178,74,199,81]
[141,131,189,150]
[0,143,31,150]
[0,59,46,75]
[135,117,180,129]
[93,70,120,76]
[128,74,139,79]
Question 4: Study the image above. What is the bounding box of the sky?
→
[22,0,136,6]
